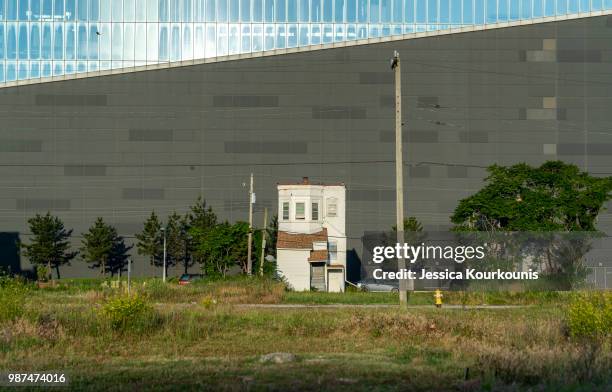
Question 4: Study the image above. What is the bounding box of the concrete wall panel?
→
[1,16,611,278]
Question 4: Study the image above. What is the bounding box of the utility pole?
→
[247,173,254,275]
[259,207,268,277]
[391,50,411,308]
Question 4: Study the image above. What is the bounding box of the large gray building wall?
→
[0,16,611,280]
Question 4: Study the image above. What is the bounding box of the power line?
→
[0,159,528,169]
[0,160,608,174]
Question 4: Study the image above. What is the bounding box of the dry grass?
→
[213,280,285,304]
[0,315,65,345]
[346,312,442,339]
[1,281,610,391]
[1,307,610,390]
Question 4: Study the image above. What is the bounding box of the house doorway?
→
[327,269,344,292]
[310,262,325,291]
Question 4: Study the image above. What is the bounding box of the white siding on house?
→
[276,249,311,291]
[312,241,327,251]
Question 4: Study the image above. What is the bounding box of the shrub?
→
[36,265,49,282]
[561,292,612,382]
[566,291,611,341]
[100,295,160,332]
[200,295,217,309]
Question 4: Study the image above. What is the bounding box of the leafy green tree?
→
[451,161,612,232]
[81,218,132,277]
[546,235,591,289]
[191,221,249,277]
[451,161,612,289]
[136,212,163,269]
[21,212,77,281]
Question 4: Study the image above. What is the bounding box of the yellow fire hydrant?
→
[434,289,443,308]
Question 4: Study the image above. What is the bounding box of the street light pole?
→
[161,227,167,282]
[391,50,411,308]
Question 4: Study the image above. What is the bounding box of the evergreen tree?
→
[81,218,132,277]
[187,197,217,231]
[393,217,424,233]
[391,216,427,247]
[108,233,132,277]
[385,216,427,271]
[136,211,163,268]
[186,197,218,265]
[80,218,114,277]
[180,213,193,275]
[21,212,77,281]
[165,212,190,275]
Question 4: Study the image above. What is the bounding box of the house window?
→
[295,202,305,220]
[282,202,289,220]
[327,198,337,217]
[311,202,319,221]
[329,241,337,261]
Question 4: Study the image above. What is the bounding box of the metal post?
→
[162,227,167,282]
[391,50,411,308]
[127,258,131,296]
[247,173,254,275]
[259,208,268,277]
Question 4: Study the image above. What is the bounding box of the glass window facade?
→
[0,0,609,84]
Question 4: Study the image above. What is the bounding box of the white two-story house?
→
[276,177,346,292]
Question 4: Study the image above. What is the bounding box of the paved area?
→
[236,304,530,309]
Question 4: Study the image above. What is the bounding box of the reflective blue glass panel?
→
[240,0,250,21]
[1,0,610,85]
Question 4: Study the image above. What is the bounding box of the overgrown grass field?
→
[0,277,610,391]
[29,276,571,306]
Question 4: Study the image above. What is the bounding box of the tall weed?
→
[99,295,162,333]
